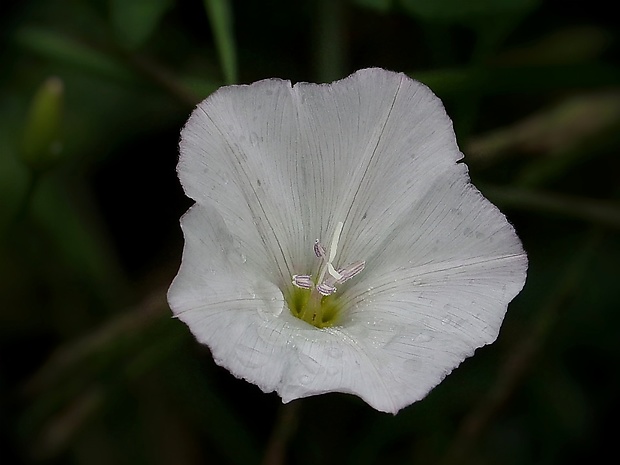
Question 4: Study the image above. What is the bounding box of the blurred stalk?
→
[203,0,238,84]
[163,351,262,465]
[314,0,347,83]
[481,185,620,229]
[120,50,202,106]
[19,284,172,459]
[12,77,64,224]
[23,284,169,397]
[410,64,620,98]
[31,177,129,324]
[466,91,620,169]
[439,229,603,465]
[261,401,301,465]
[14,27,136,83]
[494,26,612,67]
[12,170,40,226]
[468,91,620,222]
[15,26,212,108]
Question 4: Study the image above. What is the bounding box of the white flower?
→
[168,68,527,414]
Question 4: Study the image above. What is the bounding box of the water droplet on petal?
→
[298,352,321,374]
[328,347,343,359]
[254,284,284,318]
[250,132,260,146]
[299,374,311,385]
[404,358,422,372]
[327,365,339,375]
[415,333,432,343]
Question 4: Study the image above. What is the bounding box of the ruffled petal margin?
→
[171,68,527,414]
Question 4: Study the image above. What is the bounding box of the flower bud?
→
[21,77,64,172]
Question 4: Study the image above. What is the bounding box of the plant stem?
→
[261,401,301,465]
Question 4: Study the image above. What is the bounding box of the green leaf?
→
[352,0,394,13]
[203,0,238,84]
[14,27,136,83]
[110,0,173,49]
[399,0,539,23]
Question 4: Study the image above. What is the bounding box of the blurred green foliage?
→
[1,1,619,464]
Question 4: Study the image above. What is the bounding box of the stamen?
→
[317,282,337,296]
[336,261,365,283]
[313,240,326,258]
[292,274,313,289]
[290,223,366,328]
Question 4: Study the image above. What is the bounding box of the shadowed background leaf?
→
[1,0,618,464]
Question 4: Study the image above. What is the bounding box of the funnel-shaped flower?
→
[168,68,527,414]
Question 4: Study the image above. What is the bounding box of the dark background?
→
[1,0,619,464]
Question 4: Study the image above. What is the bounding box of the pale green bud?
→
[21,77,64,172]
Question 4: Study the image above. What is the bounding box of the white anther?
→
[336,261,365,283]
[292,274,313,289]
[317,282,337,296]
[314,240,326,258]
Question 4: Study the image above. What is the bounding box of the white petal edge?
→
[177,68,463,289]
[171,68,528,413]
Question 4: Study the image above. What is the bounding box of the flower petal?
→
[173,68,527,414]
[168,204,416,412]
[289,68,463,267]
[333,169,527,412]
[178,69,462,286]
[178,78,307,289]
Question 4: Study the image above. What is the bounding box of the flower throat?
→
[289,222,365,328]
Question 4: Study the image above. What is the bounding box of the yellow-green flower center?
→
[287,286,342,328]
[288,222,364,329]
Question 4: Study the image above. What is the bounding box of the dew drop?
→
[299,374,311,385]
[327,365,339,375]
[240,254,247,263]
[355,327,370,340]
[328,347,343,359]
[415,333,432,343]
[255,286,283,318]
[404,358,422,372]
[298,353,321,374]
